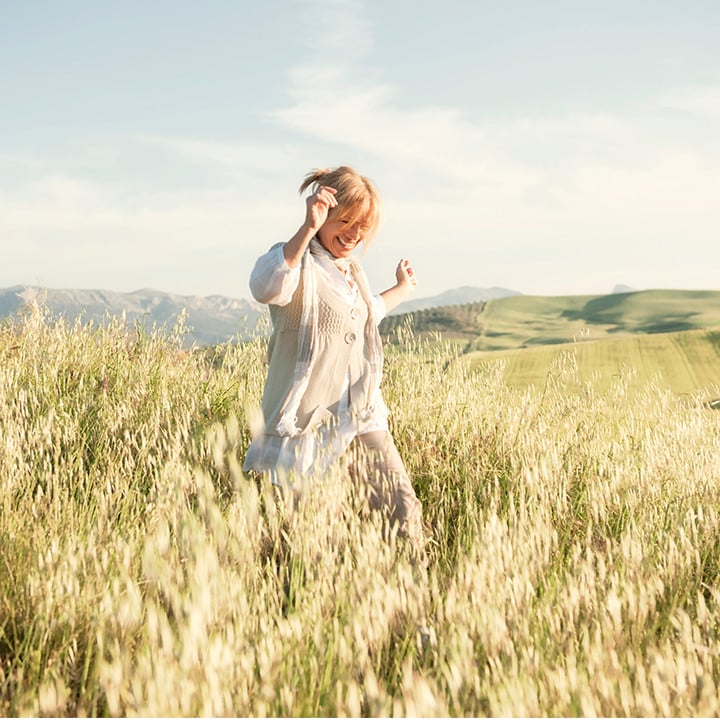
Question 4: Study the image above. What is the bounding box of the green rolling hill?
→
[466,328,720,397]
[382,289,720,397]
[382,289,720,350]
[466,289,720,351]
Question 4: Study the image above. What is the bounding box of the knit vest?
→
[260,266,380,437]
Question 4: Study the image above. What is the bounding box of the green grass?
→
[3,302,720,716]
[466,327,720,397]
[382,289,720,353]
[387,288,720,399]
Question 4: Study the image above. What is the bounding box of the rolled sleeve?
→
[249,243,301,306]
[371,295,387,325]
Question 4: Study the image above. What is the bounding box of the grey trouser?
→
[346,431,425,557]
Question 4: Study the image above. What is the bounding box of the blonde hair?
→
[299,166,382,244]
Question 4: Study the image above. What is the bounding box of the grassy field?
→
[2,302,720,716]
[473,289,720,352]
[466,327,720,398]
[382,289,720,354]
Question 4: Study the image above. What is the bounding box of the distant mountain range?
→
[0,286,265,347]
[0,284,520,347]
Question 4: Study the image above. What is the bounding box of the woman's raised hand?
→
[284,185,338,268]
[395,258,417,288]
[305,185,338,232]
[379,258,418,313]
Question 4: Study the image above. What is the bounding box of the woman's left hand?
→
[380,259,418,313]
[395,259,417,288]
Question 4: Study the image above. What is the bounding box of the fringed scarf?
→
[275,238,384,437]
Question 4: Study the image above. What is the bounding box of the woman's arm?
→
[250,185,339,305]
[379,259,417,314]
[249,244,300,305]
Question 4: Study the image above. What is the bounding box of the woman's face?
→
[317,216,370,259]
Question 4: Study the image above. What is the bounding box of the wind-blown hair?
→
[299,166,382,245]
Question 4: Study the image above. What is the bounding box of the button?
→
[350,308,361,320]
[344,332,357,344]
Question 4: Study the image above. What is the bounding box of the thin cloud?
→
[3,0,718,297]
[272,0,720,244]
[132,134,316,181]
[656,84,720,119]
[295,0,374,58]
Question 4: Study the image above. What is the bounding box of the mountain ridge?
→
[0,284,518,347]
[0,285,265,347]
[8,285,710,352]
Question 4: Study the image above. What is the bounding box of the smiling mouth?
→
[336,237,359,249]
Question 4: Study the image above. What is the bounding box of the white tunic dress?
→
[243,244,390,481]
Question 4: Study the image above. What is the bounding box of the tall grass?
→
[1,306,720,716]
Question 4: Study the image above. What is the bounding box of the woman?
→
[243,166,424,552]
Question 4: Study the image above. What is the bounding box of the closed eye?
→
[340,220,370,232]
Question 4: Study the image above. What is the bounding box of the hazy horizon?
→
[6,281,720,306]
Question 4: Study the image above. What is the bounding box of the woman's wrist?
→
[300,218,318,236]
[284,223,316,267]
[396,280,413,298]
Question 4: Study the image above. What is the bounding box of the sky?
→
[2,0,719,301]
